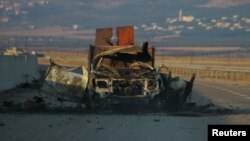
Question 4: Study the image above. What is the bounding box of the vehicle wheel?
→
[151,96,165,112]
[86,90,96,110]
[88,95,108,111]
[167,94,181,112]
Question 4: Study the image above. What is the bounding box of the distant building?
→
[242,18,250,24]
[165,18,177,24]
[221,17,227,21]
[211,19,217,23]
[3,47,23,56]
[233,23,242,29]
[205,26,213,31]
[72,24,79,30]
[187,26,194,30]
[182,16,194,22]
[1,16,9,23]
[141,24,147,28]
[134,26,139,30]
[2,47,40,56]
[178,9,194,22]
[232,15,238,21]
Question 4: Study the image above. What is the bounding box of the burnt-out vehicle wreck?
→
[41,26,195,111]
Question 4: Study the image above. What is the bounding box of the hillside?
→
[0,0,250,47]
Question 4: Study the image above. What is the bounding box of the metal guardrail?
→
[159,64,250,81]
[166,64,250,73]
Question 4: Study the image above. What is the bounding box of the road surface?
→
[192,80,250,111]
[0,80,249,141]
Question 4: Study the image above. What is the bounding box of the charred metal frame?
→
[40,26,195,111]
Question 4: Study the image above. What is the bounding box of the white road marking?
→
[225,90,234,93]
[231,92,240,95]
[202,83,249,100]
[239,94,247,97]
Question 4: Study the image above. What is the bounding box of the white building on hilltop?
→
[182,16,194,22]
[178,9,194,22]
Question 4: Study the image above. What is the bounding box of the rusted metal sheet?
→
[95,27,113,46]
[40,62,88,101]
[116,26,134,46]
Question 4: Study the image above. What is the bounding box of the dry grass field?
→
[38,51,88,67]
[157,47,242,52]
[155,56,250,67]
[0,26,95,40]
[37,47,250,68]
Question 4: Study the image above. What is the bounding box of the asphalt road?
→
[192,80,250,111]
[0,80,250,141]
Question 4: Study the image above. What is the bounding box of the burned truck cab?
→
[88,26,160,105]
[41,26,195,111]
[89,46,160,105]
[88,26,195,109]
[93,73,160,99]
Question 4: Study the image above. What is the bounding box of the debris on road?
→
[96,127,104,131]
[153,119,161,122]
[0,121,5,127]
